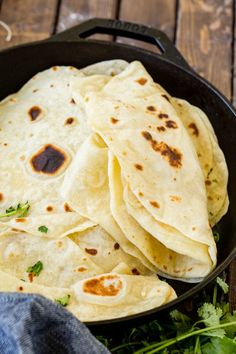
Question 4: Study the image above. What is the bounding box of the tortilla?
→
[61,133,155,272]
[83,61,217,278]
[0,270,176,322]
[109,152,212,281]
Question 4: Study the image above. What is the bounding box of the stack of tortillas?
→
[0,60,228,321]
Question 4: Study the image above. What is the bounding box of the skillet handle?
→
[50,18,190,70]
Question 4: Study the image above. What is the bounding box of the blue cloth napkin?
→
[0,293,110,354]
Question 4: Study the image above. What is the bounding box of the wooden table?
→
[0,0,235,306]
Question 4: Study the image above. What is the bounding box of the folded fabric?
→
[0,292,110,354]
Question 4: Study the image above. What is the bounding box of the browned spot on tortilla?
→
[163,265,168,270]
[46,206,53,212]
[147,105,156,112]
[15,218,26,223]
[174,269,181,273]
[192,227,196,231]
[178,103,182,107]
[162,94,170,102]
[85,248,97,255]
[33,89,39,93]
[9,97,17,103]
[28,106,42,121]
[208,196,213,201]
[114,243,120,250]
[3,143,7,146]
[122,151,127,156]
[138,192,144,197]
[136,77,147,85]
[0,193,3,201]
[170,195,181,202]
[188,267,193,272]
[169,255,173,260]
[134,164,143,171]
[28,273,34,283]
[132,268,140,275]
[50,84,54,88]
[30,144,67,175]
[188,122,199,136]
[69,66,75,70]
[85,97,89,102]
[18,286,24,291]
[110,117,119,124]
[205,180,211,186]
[20,155,25,161]
[157,126,166,132]
[77,267,87,272]
[165,120,178,129]
[52,66,58,71]
[114,105,119,110]
[83,275,122,296]
[141,131,152,141]
[70,98,76,104]
[56,241,63,248]
[149,201,160,208]
[11,228,23,232]
[158,113,169,119]
[65,117,74,125]
[151,140,182,168]
[64,203,73,212]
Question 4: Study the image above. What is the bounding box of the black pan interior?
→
[0,39,236,330]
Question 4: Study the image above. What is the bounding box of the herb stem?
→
[111,342,143,351]
[212,284,217,306]
[133,321,236,354]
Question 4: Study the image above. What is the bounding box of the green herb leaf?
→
[38,225,48,233]
[0,201,30,218]
[55,294,70,307]
[198,303,222,327]
[202,337,236,354]
[26,261,43,277]
[216,277,229,294]
[213,231,220,242]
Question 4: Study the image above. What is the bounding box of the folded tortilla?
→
[83,61,218,280]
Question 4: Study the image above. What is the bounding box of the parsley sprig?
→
[27,261,43,277]
[98,277,236,354]
[55,294,71,307]
[0,201,30,218]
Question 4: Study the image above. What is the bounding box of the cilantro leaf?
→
[202,337,236,354]
[55,294,70,307]
[198,303,222,327]
[27,261,43,277]
[38,225,48,233]
[0,201,30,218]
[216,277,229,294]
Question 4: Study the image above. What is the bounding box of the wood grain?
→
[0,0,58,50]
[176,0,233,100]
[233,0,236,105]
[57,0,118,40]
[117,0,177,52]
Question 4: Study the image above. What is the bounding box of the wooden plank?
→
[0,0,58,50]
[233,0,236,105]
[176,0,233,100]
[117,0,177,52]
[57,0,118,40]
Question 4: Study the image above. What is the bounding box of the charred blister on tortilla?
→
[83,275,122,296]
[29,144,71,176]
[28,106,44,122]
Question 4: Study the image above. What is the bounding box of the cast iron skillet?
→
[0,18,236,332]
